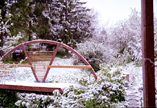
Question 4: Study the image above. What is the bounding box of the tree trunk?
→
[0,33,4,57]
[64,49,72,57]
[65,48,69,56]
[0,0,6,57]
[28,21,32,41]
[28,21,32,51]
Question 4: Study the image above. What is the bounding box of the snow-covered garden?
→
[0,56,144,107]
[0,33,147,107]
[0,0,157,107]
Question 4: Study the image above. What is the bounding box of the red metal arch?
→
[0,40,97,82]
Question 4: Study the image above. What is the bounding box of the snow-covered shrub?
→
[73,39,111,71]
[154,17,157,59]
[76,63,127,107]
[15,93,52,108]
[0,10,12,35]
[0,33,24,62]
[0,9,24,61]
[108,9,141,65]
[15,63,127,108]
[2,33,23,53]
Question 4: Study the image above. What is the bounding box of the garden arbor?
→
[0,40,97,83]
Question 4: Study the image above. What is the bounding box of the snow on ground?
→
[47,57,91,83]
[122,62,143,88]
[2,57,157,107]
[0,57,91,87]
[0,58,143,88]
[0,57,143,89]
[117,63,143,106]
[0,67,34,83]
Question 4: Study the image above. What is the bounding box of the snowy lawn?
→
[0,57,91,87]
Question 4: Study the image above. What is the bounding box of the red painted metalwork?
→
[23,40,59,46]
[0,44,23,61]
[0,40,97,82]
[21,44,39,82]
[60,44,90,65]
[43,44,60,82]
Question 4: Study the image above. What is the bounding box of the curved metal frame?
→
[0,40,97,82]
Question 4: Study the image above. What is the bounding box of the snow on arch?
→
[0,40,97,82]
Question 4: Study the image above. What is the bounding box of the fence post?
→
[141,0,155,107]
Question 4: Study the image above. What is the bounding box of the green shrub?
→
[56,50,65,57]
[0,90,18,108]
[90,63,100,72]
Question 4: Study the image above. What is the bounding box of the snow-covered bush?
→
[154,17,157,59]
[0,10,12,35]
[73,39,111,71]
[1,33,23,53]
[15,93,52,108]
[15,63,127,108]
[108,9,141,65]
[0,9,25,61]
[0,9,12,58]
[0,33,24,62]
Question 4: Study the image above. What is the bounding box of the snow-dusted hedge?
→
[15,63,127,108]
[73,39,111,71]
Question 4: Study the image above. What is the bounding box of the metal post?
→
[42,44,60,82]
[22,44,39,82]
[141,0,155,107]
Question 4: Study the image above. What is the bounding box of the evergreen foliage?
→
[46,0,93,48]
[0,6,12,56]
[8,0,50,41]
[0,90,18,108]
[4,0,93,48]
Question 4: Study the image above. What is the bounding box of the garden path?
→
[125,85,143,107]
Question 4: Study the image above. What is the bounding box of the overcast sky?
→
[80,0,157,26]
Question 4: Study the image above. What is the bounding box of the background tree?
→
[154,17,157,49]
[0,0,11,57]
[108,9,141,64]
[0,0,6,56]
[8,0,52,42]
[6,0,94,49]
[32,0,52,40]
[46,0,93,52]
[9,0,36,41]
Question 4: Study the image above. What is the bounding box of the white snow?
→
[2,81,75,88]
[0,57,90,86]
[0,57,149,107]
